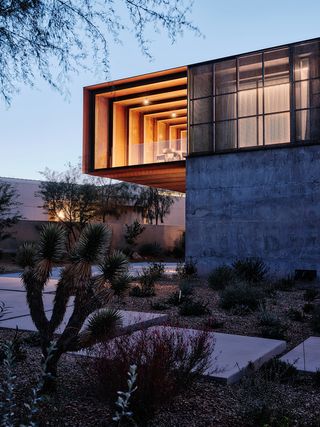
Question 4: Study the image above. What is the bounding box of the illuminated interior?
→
[92,68,187,170]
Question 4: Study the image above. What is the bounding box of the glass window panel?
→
[190,124,212,153]
[295,81,310,110]
[294,41,320,81]
[265,112,290,145]
[190,65,213,99]
[264,48,289,86]
[238,117,257,147]
[238,88,263,117]
[191,97,212,124]
[215,93,236,121]
[238,53,262,90]
[295,110,310,141]
[264,83,290,113]
[214,59,236,95]
[215,120,237,151]
[295,79,320,110]
[310,108,320,140]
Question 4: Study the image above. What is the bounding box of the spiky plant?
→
[18,223,131,392]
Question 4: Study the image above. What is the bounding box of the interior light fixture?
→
[143,99,150,105]
[171,112,177,118]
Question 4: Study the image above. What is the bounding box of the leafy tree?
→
[0,180,21,241]
[38,163,97,247]
[0,0,200,104]
[38,163,133,248]
[93,178,132,223]
[124,219,145,246]
[17,222,131,392]
[134,187,174,225]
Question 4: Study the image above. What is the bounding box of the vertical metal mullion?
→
[212,63,215,153]
[262,52,265,145]
[236,58,239,149]
[289,47,295,143]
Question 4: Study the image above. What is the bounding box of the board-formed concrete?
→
[280,337,320,372]
[186,145,320,276]
[86,326,286,384]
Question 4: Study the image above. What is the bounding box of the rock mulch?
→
[1,278,320,426]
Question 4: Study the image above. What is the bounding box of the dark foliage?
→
[303,302,314,314]
[219,282,264,312]
[232,258,268,284]
[208,265,235,290]
[124,220,145,246]
[179,299,210,316]
[91,327,212,423]
[176,257,197,279]
[138,242,163,258]
[0,181,21,241]
[150,301,169,311]
[311,304,320,333]
[275,275,295,291]
[171,231,185,258]
[134,187,175,225]
[287,308,304,322]
[0,1,200,104]
[203,316,224,330]
[304,288,318,302]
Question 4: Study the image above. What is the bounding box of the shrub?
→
[303,302,314,314]
[176,257,197,278]
[260,323,287,340]
[166,291,189,306]
[150,301,168,311]
[219,282,263,312]
[314,369,320,387]
[311,304,320,333]
[208,265,234,290]
[148,262,165,280]
[260,359,298,383]
[138,242,162,258]
[304,288,318,302]
[91,327,212,423]
[179,279,195,296]
[124,220,145,246]
[258,306,280,327]
[232,258,268,284]
[179,299,210,316]
[287,308,304,322]
[203,316,224,329]
[172,232,185,258]
[275,275,295,291]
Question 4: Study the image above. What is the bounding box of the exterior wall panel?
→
[186,145,320,276]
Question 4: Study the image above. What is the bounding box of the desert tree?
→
[0,0,200,104]
[0,180,22,242]
[37,163,98,247]
[17,222,132,391]
[134,186,174,225]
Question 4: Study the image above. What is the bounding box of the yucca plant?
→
[17,223,130,392]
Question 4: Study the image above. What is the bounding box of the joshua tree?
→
[17,222,131,391]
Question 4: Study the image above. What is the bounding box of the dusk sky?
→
[1,0,320,180]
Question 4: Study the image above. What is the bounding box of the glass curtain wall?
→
[189,40,320,154]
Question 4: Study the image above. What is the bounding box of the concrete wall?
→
[186,145,320,277]
[1,220,184,254]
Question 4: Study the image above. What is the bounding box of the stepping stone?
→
[0,277,58,293]
[92,326,285,384]
[0,304,168,335]
[0,290,55,320]
[280,337,320,372]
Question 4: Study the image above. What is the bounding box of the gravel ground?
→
[1,278,320,426]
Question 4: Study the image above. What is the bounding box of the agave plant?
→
[17,223,131,392]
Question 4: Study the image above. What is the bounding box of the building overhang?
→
[83,66,187,193]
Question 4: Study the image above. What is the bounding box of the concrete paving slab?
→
[280,337,320,372]
[0,305,168,335]
[0,290,55,320]
[88,326,285,384]
[0,277,58,293]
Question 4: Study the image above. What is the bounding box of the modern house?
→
[83,38,320,276]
